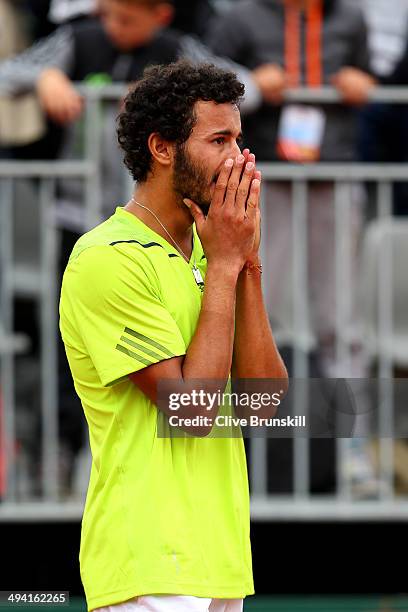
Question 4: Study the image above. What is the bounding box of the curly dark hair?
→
[117,60,245,182]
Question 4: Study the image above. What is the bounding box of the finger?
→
[212,158,234,209]
[69,103,84,122]
[235,161,255,214]
[51,107,67,124]
[254,170,262,181]
[68,95,83,115]
[183,198,205,231]
[62,104,78,124]
[246,178,261,219]
[242,150,252,167]
[224,154,245,209]
[66,106,79,123]
[57,99,75,122]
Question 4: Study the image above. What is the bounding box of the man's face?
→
[172,101,243,215]
[98,0,171,50]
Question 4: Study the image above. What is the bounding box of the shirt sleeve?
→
[0,25,75,95]
[62,244,187,387]
[348,7,372,75]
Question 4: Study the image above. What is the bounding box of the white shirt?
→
[48,0,96,24]
[358,0,408,75]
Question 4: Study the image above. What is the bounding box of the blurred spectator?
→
[358,0,408,78]
[385,34,408,85]
[0,0,45,151]
[0,0,66,162]
[24,0,216,39]
[206,0,375,378]
[357,0,408,216]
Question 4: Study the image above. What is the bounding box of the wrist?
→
[245,253,262,267]
[241,258,263,277]
[206,259,242,283]
[38,67,60,84]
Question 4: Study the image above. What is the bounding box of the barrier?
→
[1,86,408,519]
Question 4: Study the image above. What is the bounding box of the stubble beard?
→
[172,143,217,216]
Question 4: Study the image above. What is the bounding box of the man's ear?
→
[153,3,174,27]
[148,133,174,169]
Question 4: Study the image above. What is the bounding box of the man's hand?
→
[36,68,84,124]
[184,154,260,273]
[331,67,376,106]
[251,63,287,104]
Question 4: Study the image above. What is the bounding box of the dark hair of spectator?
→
[117,60,245,182]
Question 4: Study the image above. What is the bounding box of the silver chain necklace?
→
[131,197,204,288]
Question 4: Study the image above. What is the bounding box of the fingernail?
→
[246,162,254,171]
[225,158,233,167]
[183,198,191,208]
[237,155,245,164]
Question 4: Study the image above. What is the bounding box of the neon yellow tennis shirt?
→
[59,207,254,611]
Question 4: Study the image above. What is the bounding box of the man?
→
[60,60,287,612]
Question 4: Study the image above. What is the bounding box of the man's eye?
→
[214,138,225,145]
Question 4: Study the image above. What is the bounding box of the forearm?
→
[158,262,240,430]
[232,262,287,380]
[182,262,238,381]
[230,263,288,421]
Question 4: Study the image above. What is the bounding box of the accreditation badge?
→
[276,104,326,162]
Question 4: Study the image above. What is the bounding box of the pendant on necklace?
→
[192,264,204,289]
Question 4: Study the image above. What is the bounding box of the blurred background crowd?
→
[2,0,408,504]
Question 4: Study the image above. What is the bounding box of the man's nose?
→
[228,141,242,160]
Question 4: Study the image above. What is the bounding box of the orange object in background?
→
[278,0,324,162]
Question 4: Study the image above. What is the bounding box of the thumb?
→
[183,198,205,228]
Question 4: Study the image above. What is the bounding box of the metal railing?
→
[1,86,408,520]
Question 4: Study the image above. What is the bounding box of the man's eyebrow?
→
[209,130,244,139]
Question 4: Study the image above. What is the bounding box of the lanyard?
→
[284,0,323,88]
